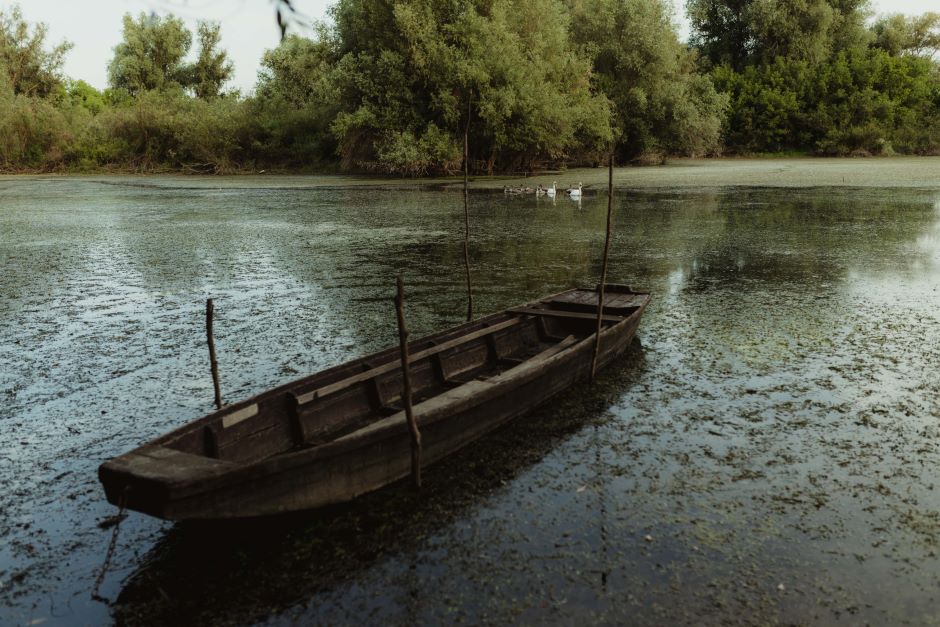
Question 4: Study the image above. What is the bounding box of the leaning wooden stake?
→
[591,155,615,382]
[395,275,422,489]
[206,298,223,410]
[463,90,473,322]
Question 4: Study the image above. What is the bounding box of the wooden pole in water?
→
[463,90,473,322]
[591,155,615,382]
[395,275,422,489]
[206,298,223,410]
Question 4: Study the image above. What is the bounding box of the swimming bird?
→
[535,184,546,197]
[567,182,582,199]
[546,181,557,198]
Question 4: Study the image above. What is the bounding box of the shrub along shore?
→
[1,1,938,176]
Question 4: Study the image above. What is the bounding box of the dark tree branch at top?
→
[272,0,309,40]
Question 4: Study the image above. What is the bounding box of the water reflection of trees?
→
[51,182,938,371]
[621,188,940,376]
[631,188,940,292]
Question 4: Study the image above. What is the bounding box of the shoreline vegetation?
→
[1,2,939,176]
[6,156,940,189]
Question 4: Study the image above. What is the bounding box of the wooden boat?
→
[99,285,649,520]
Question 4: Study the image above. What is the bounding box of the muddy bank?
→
[552,156,940,190]
[3,156,940,192]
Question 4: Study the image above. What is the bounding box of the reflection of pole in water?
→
[595,423,610,593]
[591,156,614,382]
[463,91,473,322]
[405,558,420,622]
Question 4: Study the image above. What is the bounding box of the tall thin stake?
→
[591,155,615,382]
[206,298,222,410]
[395,275,422,489]
[463,90,473,322]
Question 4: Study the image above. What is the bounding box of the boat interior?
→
[159,288,645,466]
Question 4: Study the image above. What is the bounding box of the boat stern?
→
[99,445,236,520]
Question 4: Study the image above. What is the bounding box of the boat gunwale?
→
[137,286,622,450]
[100,287,650,507]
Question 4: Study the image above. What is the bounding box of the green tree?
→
[0,5,72,97]
[712,45,940,155]
[253,33,341,167]
[0,71,77,169]
[108,13,192,94]
[747,0,836,64]
[322,0,611,174]
[67,79,106,114]
[257,33,337,108]
[569,0,728,158]
[688,0,871,70]
[687,0,757,70]
[187,22,234,99]
[688,0,940,155]
[108,14,233,100]
[251,0,614,174]
[872,13,940,58]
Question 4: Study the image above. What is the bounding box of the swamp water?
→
[1,176,939,625]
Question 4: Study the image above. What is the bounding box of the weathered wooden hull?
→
[100,286,648,520]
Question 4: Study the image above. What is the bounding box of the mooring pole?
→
[395,275,422,489]
[463,90,473,322]
[206,298,223,410]
[591,155,615,382]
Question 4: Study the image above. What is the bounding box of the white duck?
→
[567,182,582,199]
[546,181,557,198]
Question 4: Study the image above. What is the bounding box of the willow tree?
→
[188,23,234,100]
[322,0,611,174]
[108,13,232,99]
[872,12,940,58]
[108,13,192,94]
[0,5,72,97]
[569,0,728,159]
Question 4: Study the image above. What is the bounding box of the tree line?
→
[0,1,938,175]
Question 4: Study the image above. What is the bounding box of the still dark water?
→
[1,176,939,625]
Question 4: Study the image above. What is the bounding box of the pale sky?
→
[7,0,939,94]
